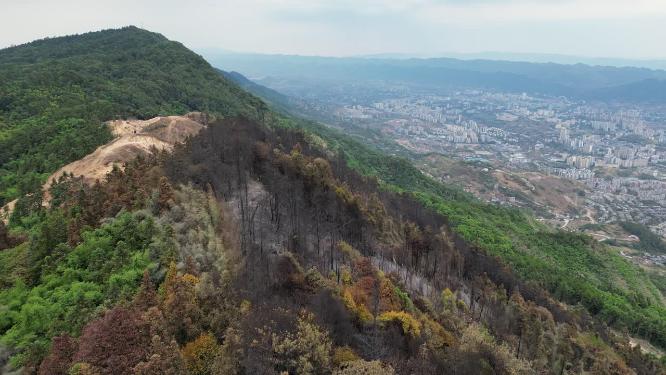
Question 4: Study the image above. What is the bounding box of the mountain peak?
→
[0,26,169,64]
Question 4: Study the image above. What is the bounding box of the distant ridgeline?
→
[0,27,664,374]
[207,52,666,103]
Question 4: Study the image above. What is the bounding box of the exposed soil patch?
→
[48,113,206,188]
[1,113,207,220]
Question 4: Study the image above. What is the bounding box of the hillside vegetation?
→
[284,117,666,345]
[0,26,264,209]
[0,27,664,374]
[619,221,666,254]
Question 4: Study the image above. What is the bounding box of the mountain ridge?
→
[0,26,266,209]
[204,50,666,102]
[0,27,664,374]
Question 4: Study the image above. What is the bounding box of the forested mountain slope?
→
[220,70,298,115]
[238,72,666,354]
[0,27,664,375]
[0,26,265,210]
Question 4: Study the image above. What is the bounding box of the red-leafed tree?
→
[38,333,77,375]
[73,307,151,375]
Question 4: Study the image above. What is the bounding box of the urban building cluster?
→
[309,84,666,245]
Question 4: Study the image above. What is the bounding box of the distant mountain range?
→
[357,52,666,71]
[203,50,666,103]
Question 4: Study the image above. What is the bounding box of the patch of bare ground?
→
[0,200,15,224]
[629,335,665,357]
[496,170,587,215]
[48,113,207,188]
[1,112,208,219]
[48,134,172,187]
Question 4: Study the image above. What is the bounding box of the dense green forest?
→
[0,27,665,374]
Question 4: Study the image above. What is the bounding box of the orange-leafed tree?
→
[181,333,221,375]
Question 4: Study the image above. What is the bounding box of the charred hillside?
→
[160,116,664,374]
[0,27,664,374]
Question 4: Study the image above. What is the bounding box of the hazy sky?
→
[2,0,666,59]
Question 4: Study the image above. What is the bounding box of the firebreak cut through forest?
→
[0,27,665,374]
